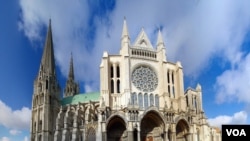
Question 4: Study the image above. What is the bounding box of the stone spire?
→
[121,17,129,39]
[64,53,79,97]
[68,53,74,80]
[156,29,165,48]
[120,17,130,55]
[156,29,167,62]
[40,19,56,76]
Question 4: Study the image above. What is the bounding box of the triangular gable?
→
[133,28,153,49]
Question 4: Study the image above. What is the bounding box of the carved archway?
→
[107,116,127,141]
[140,111,164,141]
[176,119,189,141]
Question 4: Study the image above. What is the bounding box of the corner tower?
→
[30,20,61,141]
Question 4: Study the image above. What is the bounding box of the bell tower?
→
[30,20,61,141]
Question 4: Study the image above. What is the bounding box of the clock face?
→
[132,66,158,92]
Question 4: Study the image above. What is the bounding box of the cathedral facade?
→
[30,20,221,141]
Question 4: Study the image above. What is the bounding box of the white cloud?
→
[0,100,31,130]
[9,129,22,136]
[0,137,10,141]
[18,0,250,91]
[215,53,250,104]
[208,111,248,128]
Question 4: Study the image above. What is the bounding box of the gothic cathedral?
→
[30,19,221,141]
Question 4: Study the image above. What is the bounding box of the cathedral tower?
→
[30,20,61,141]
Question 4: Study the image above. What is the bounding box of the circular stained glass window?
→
[132,66,158,92]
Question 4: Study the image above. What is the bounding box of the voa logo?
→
[226,129,246,136]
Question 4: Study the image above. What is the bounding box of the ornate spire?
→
[121,17,129,39]
[40,19,56,75]
[64,53,79,97]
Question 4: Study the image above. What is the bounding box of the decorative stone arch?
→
[175,118,190,141]
[140,109,166,141]
[106,114,127,141]
[139,106,165,122]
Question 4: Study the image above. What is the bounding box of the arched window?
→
[39,120,42,131]
[172,86,175,98]
[167,71,170,83]
[168,85,170,96]
[194,97,197,110]
[116,65,120,78]
[117,80,120,93]
[45,80,48,90]
[138,93,143,108]
[133,93,137,105]
[34,122,36,132]
[144,93,148,109]
[131,93,137,105]
[150,94,154,106]
[172,72,175,84]
[111,80,114,93]
[110,66,114,78]
[155,94,159,108]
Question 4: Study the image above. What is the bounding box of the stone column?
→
[164,131,169,141]
[137,130,141,141]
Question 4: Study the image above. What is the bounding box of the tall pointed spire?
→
[68,53,74,80]
[41,19,56,75]
[64,53,79,97]
[121,17,129,39]
[120,17,130,56]
[156,29,165,47]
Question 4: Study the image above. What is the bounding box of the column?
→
[137,130,141,141]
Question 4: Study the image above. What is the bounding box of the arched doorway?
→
[176,119,189,141]
[107,116,126,141]
[140,111,164,141]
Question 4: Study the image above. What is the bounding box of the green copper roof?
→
[61,92,100,106]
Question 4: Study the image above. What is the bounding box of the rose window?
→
[132,66,158,92]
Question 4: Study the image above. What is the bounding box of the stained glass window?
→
[150,93,154,106]
[144,93,148,109]
[138,93,143,108]
[132,66,158,92]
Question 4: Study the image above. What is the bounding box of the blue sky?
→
[1,0,250,140]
